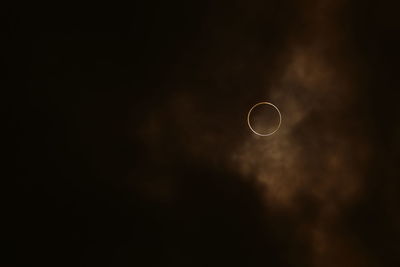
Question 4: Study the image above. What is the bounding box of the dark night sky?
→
[5,1,400,266]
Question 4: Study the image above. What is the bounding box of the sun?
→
[247,102,282,136]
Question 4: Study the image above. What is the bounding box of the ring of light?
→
[247,102,282,136]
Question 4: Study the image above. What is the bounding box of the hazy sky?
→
[6,1,400,266]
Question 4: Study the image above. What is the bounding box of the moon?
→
[247,102,282,136]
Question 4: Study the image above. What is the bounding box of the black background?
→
[5,1,400,266]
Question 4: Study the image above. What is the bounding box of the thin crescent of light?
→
[247,102,282,136]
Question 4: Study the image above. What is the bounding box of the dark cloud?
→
[6,1,400,266]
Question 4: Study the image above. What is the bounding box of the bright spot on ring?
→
[247,102,282,136]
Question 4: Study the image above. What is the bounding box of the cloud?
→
[232,1,374,266]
